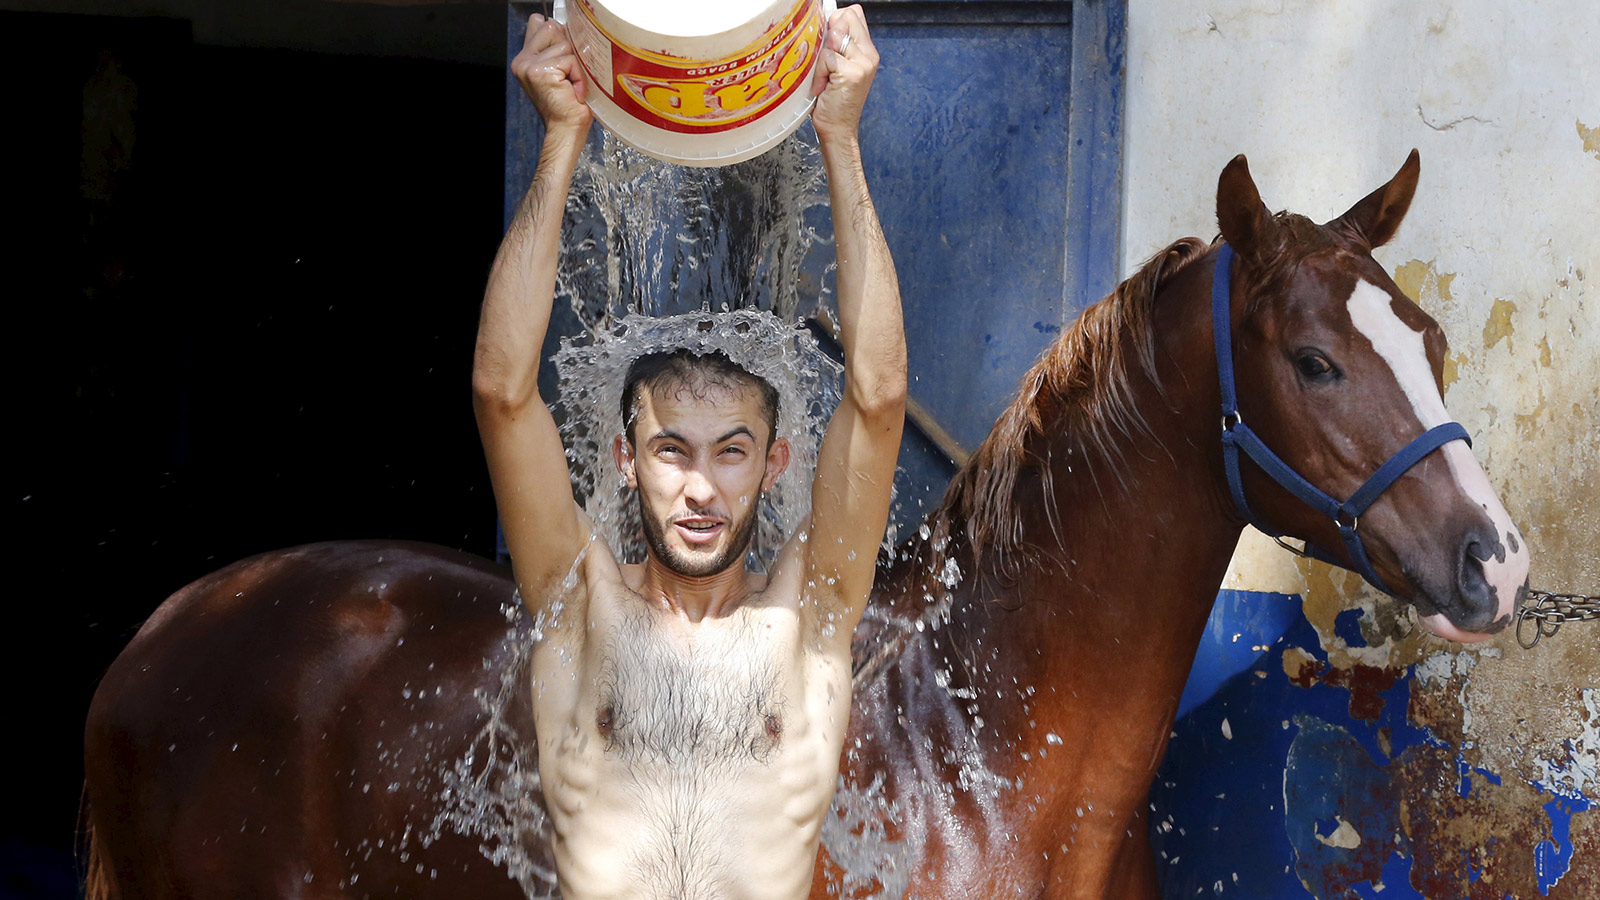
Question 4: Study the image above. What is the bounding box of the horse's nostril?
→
[1456,538,1494,608]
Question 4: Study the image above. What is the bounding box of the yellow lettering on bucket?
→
[715,73,772,112]
[641,82,715,118]
[773,30,809,93]
[603,0,822,133]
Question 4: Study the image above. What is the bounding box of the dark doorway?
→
[5,9,504,896]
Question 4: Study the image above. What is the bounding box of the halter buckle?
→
[1221,410,1243,434]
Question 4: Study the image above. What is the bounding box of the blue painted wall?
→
[1158,590,1593,898]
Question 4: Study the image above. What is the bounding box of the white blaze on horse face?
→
[1346,279,1529,641]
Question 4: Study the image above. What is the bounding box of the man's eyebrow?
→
[645,426,756,445]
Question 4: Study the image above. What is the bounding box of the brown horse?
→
[84,152,1529,899]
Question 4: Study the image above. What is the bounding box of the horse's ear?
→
[1329,149,1421,250]
[1216,154,1280,260]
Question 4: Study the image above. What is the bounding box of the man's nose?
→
[683,462,717,507]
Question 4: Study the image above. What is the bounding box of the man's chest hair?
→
[594,600,798,768]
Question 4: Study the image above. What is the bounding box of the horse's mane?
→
[938,236,1215,562]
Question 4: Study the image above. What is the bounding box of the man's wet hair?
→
[621,349,780,446]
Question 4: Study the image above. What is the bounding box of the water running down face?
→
[616,369,790,578]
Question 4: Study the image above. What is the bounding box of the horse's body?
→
[83,542,553,899]
[85,154,1528,899]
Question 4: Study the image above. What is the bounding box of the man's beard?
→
[637,490,761,578]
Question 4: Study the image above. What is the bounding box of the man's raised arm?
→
[804,7,908,625]
[472,15,593,605]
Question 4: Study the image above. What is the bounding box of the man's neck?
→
[632,555,760,623]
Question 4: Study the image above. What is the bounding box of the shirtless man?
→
[471,7,904,899]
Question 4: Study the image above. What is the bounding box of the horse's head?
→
[1214,151,1529,642]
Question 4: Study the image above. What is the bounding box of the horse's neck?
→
[885,255,1243,736]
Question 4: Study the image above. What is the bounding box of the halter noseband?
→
[1211,242,1470,596]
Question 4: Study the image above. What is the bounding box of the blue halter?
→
[1211,242,1471,595]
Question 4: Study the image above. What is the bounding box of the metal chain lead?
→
[1516,588,1600,649]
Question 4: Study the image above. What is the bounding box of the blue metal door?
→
[505,0,1127,532]
[845,0,1125,524]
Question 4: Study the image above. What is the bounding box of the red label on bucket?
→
[573,0,822,136]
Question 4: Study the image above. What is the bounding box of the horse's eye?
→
[1295,352,1337,381]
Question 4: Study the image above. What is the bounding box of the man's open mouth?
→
[673,518,725,544]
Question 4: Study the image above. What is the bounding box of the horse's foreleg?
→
[1103,808,1160,900]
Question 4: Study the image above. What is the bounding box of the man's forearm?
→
[822,137,906,415]
[472,126,586,409]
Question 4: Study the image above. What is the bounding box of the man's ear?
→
[614,435,638,489]
[762,438,791,492]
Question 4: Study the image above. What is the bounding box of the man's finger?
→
[560,51,590,102]
[835,5,875,55]
[810,26,831,97]
[525,13,551,51]
[529,16,574,56]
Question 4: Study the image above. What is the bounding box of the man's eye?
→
[721,446,747,458]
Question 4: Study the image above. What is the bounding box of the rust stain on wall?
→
[1481,297,1517,349]
[1442,351,1467,388]
[1579,119,1600,161]
[1394,258,1456,308]
[1321,664,1403,721]
[1282,645,1322,687]
[1291,556,1433,672]
[1398,745,1551,898]
[1515,397,1548,436]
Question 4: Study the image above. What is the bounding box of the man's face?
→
[616,382,790,578]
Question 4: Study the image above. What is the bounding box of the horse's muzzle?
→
[1417,522,1525,642]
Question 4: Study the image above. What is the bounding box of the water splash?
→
[556,128,832,329]
[822,772,912,899]
[553,309,841,568]
[426,613,559,899]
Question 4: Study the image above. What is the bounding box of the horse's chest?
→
[595,607,795,767]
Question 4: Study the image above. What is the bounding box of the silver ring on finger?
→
[838,33,852,55]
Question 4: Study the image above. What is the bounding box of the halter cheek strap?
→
[1211,242,1471,596]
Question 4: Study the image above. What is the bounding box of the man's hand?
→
[810,5,879,144]
[512,14,593,136]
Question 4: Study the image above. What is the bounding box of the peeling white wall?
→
[1124,0,1598,892]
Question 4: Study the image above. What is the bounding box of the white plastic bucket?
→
[553,0,835,167]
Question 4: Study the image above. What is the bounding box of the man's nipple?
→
[597,705,615,739]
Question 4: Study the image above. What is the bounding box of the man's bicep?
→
[806,398,903,617]
[476,401,588,601]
